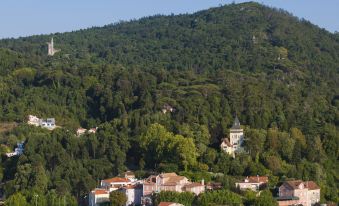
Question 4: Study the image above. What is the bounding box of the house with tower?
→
[220,116,245,157]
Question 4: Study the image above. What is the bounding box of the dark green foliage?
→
[109,191,127,206]
[1,123,128,205]
[154,191,195,206]
[197,189,243,206]
[254,190,278,206]
[0,1,338,205]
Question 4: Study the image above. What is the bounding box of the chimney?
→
[257,175,259,183]
[201,179,205,186]
[245,176,249,183]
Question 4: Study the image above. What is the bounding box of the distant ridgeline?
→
[0,2,338,205]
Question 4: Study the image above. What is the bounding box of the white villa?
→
[235,176,268,191]
[220,116,245,157]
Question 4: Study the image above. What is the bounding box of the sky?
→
[0,0,338,39]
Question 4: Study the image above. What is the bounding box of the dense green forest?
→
[0,2,338,205]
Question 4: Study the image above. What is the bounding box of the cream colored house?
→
[143,173,205,196]
[235,176,268,191]
[278,180,320,206]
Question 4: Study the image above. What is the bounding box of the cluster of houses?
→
[89,171,320,206]
[28,115,98,137]
[89,172,205,206]
[27,115,57,130]
[236,176,320,206]
[5,141,24,157]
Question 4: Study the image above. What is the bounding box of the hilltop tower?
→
[47,37,60,56]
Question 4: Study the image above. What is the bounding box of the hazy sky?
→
[0,0,338,39]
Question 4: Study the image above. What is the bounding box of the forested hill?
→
[0,2,338,205]
[0,2,338,132]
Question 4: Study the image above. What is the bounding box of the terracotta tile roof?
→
[165,176,186,184]
[184,182,203,188]
[283,180,319,190]
[123,184,143,189]
[144,175,157,184]
[92,189,109,195]
[245,176,268,183]
[221,138,232,147]
[162,182,178,186]
[102,177,130,183]
[304,181,320,190]
[160,173,177,177]
[283,180,302,189]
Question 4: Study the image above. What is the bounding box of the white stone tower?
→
[229,116,244,152]
[47,37,60,56]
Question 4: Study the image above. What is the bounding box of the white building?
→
[88,188,110,206]
[235,176,268,191]
[120,184,143,206]
[40,118,56,130]
[220,116,245,157]
[47,37,60,56]
[27,115,56,130]
[6,141,24,157]
[100,177,132,192]
[28,115,40,126]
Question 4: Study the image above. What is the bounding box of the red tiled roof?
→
[144,175,157,184]
[245,176,268,183]
[304,181,320,190]
[92,189,109,195]
[165,176,186,184]
[283,180,319,190]
[123,184,143,189]
[184,182,203,188]
[283,180,303,189]
[102,177,130,183]
[221,138,232,147]
[160,173,177,177]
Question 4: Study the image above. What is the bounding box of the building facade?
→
[221,116,245,157]
[278,180,320,206]
[101,177,132,192]
[143,173,205,196]
[235,176,268,191]
[88,188,110,206]
[27,115,56,130]
[121,184,143,206]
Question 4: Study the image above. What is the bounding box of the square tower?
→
[229,116,244,152]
